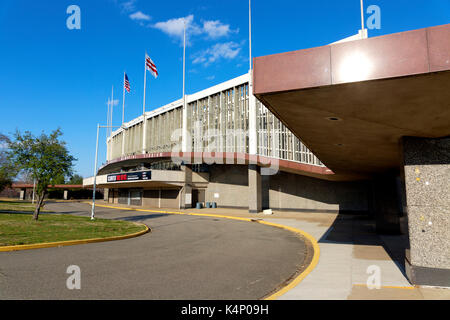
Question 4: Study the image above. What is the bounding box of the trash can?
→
[212,202,217,208]
[196,202,203,209]
[205,202,211,208]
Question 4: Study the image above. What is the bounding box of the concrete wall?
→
[269,171,369,213]
[143,189,159,207]
[206,165,249,208]
[205,165,369,212]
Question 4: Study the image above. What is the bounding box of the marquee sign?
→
[107,171,152,183]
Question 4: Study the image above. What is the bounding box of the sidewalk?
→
[81,201,450,300]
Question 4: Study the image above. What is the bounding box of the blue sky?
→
[0,0,449,178]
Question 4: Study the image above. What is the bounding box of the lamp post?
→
[91,123,120,220]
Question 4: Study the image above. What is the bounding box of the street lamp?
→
[91,123,120,220]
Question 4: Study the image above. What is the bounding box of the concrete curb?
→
[0,222,150,252]
[257,220,320,300]
[87,202,320,300]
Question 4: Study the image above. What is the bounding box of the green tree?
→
[0,134,18,193]
[68,174,83,185]
[8,129,76,220]
[52,173,67,185]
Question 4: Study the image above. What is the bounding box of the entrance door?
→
[129,189,143,206]
[118,189,128,205]
[192,189,205,208]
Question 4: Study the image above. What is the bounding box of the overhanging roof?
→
[253,24,450,179]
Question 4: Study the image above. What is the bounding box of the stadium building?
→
[84,23,450,287]
[84,73,369,214]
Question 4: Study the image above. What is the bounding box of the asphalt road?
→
[0,202,307,300]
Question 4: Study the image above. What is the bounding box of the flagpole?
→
[122,72,126,126]
[182,18,187,153]
[111,85,114,136]
[249,0,252,72]
[183,19,186,103]
[143,53,147,115]
[360,0,365,30]
[107,98,110,136]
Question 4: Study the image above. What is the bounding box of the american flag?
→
[145,54,158,78]
[124,73,130,93]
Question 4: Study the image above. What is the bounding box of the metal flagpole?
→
[182,19,187,152]
[249,0,252,72]
[122,72,126,126]
[107,98,110,136]
[143,53,147,115]
[183,20,186,104]
[360,0,365,30]
[111,85,114,136]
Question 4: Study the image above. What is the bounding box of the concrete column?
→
[181,97,188,153]
[248,71,257,155]
[104,188,109,202]
[63,190,68,200]
[121,129,126,157]
[248,164,262,213]
[106,138,110,162]
[401,136,450,287]
[180,164,192,209]
[19,189,25,201]
[142,116,147,154]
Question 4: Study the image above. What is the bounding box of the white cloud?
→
[206,75,215,80]
[153,15,201,43]
[202,20,235,39]
[153,15,237,44]
[120,0,137,13]
[193,42,241,67]
[129,11,151,21]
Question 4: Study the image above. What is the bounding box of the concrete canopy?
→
[253,24,450,180]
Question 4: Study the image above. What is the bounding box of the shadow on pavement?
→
[318,213,409,279]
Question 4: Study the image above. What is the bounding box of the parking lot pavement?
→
[0,202,307,300]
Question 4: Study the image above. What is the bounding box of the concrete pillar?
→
[248,164,262,213]
[63,190,68,200]
[142,116,147,154]
[180,164,192,209]
[19,189,25,201]
[121,129,126,157]
[401,136,450,287]
[104,188,109,202]
[248,71,258,155]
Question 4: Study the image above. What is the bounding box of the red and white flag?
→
[145,54,158,78]
[124,73,130,93]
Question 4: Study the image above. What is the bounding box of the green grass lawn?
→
[0,204,147,246]
[0,199,51,213]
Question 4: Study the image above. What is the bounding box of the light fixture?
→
[326,117,342,121]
